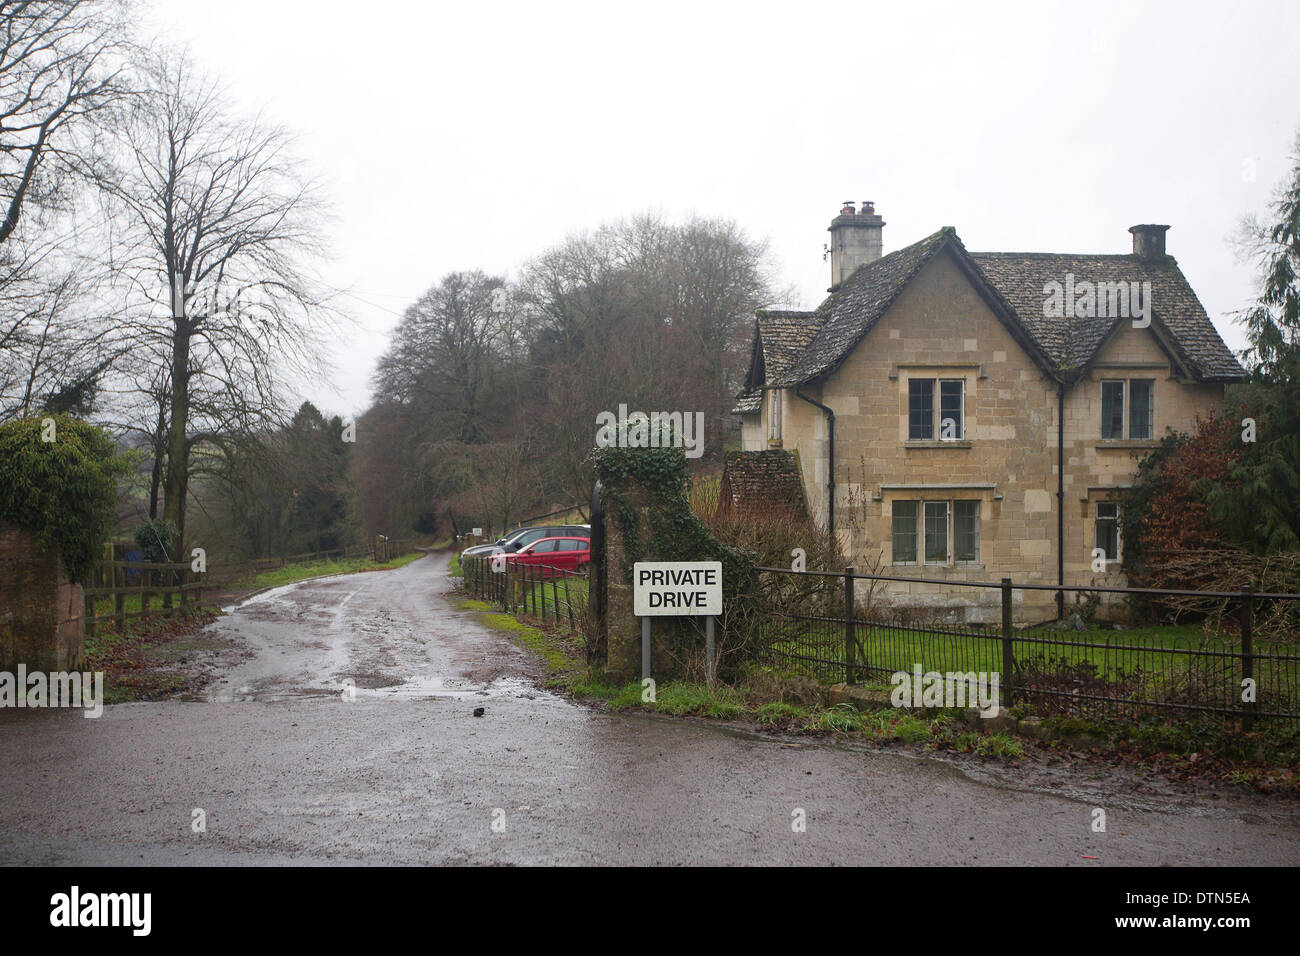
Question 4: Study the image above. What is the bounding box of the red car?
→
[501,536,590,577]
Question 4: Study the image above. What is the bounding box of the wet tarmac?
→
[1,553,1296,865]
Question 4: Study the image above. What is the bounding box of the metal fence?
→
[756,565,1300,730]
[461,555,589,633]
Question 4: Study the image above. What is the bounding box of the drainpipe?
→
[794,388,835,538]
[1056,381,1065,621]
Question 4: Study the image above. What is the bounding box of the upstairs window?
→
[939,380,965,440]
[769,390,782,441]
[908,378,966,440]
[1101,379,1154,439]
[1101,381,1125,438]
[1129,380,1153,439]
[908,380,934,439]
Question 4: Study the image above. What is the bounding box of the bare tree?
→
[0,1,132,418]
[88,52,336,554]
[373,270,518,443]
[0,0,129,246]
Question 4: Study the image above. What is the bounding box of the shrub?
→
[0,415,130,583]
[134,517,179,564]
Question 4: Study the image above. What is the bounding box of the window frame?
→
[1128,379,1154,440]
[954,500,980,563]
[908,376,967,441]
[938,379,966,440]
[1100,379,1125,439]
[1095,501,1120,562]
[891,500,919,564]
[907,379,934,440]
[769,389,782,441]
[1100,378,1155,440]
[891,498,982,566]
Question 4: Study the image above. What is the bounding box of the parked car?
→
[502,536,590,577]
[461,524,588,559]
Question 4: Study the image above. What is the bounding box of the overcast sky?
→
[143,0,1300,419]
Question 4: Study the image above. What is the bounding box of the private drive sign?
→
[633,561,722,616]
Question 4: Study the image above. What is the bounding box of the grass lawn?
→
[766,617,1299,719]
[231,550,425,589]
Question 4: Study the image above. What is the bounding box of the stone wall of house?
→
[757,250,1227,624]
[0,524,84,673]
[776,384,827,524]
[824,249,1058,621]
[739,412,765,451]
[1060,322,1226,593]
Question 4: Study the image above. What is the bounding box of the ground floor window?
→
[1095,501,1120,561]
[892,498,981,565]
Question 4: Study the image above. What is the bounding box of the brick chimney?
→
[1129,224,1170,261]
[828,200,884,290]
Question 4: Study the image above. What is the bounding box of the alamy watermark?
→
[595,404,705,459]
[50,886,150,936]
[1043,274,1152,328]
[890,665,1000,717]
[0,666,104,718]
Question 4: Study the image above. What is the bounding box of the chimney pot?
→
[1129,224,1170,261]
[828,200,885,290]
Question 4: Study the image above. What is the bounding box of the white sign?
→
[471,527,482,536]
[634,561,722,616]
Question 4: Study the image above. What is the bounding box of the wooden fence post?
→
[114,561,125,628]
[84,565,96,640]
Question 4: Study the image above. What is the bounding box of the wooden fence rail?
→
[86,537,422,635]
[83,560,203,636]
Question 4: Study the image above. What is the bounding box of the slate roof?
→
[719,449,809,519]
[970,252,1243,381]
[731,309,822,414]
[743,227,1245,393]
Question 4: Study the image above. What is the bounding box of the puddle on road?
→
[203,675,546,704]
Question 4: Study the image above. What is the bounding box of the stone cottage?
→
[732,202,1244,621]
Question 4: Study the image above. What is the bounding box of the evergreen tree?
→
[1213,130,1300,553]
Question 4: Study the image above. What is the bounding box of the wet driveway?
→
[1,553,1296,865]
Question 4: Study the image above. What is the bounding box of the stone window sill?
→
[905,440,972,450]
[1094,439,1158,450]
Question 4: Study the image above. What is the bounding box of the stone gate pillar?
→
[0,524,84,673]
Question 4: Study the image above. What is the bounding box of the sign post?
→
[633,561,723,686]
